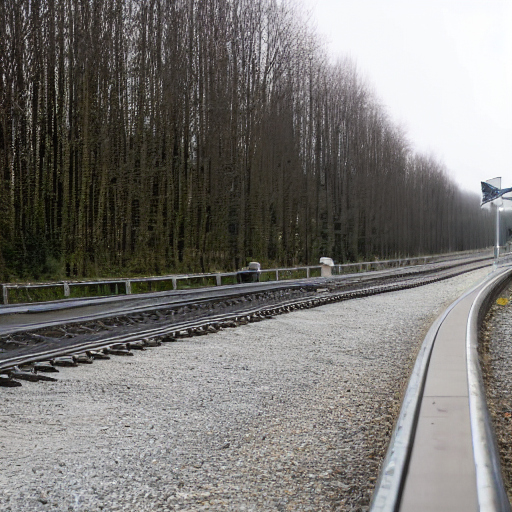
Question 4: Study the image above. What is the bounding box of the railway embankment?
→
[0,268,489,512]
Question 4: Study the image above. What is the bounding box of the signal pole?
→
[481,177,512,265]
[495,202,501,260]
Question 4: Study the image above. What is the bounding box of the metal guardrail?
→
[466,267,512,512]
[0,250,493,306]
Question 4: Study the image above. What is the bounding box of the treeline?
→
[0,0,493,281]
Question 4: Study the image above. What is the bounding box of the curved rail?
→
[370,265,512,512]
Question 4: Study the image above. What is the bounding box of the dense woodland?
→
[0,0,496,281]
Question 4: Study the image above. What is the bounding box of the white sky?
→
[300,0,512,195]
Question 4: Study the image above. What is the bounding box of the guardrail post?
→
[172,277,177,290]
[216,274,222,286]
[63,282,70,297]
[276,270,279,281]
[125,281,131,294]
[306,267,310,278]
[2,285,8,305]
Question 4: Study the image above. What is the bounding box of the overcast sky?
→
[300,0,512,196]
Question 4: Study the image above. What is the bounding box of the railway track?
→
[0,254,496,383]
[1,254,512,510]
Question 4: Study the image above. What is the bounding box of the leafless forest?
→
[0,0,494,281]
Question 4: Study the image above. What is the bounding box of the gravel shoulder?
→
[480,280,512,504]
[0,268,490,512]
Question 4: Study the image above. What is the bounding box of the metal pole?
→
[495,203,500,260]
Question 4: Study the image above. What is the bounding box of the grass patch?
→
[176,276,217,290]
[131,279,175,294]
[6,284,65,304]
[309,267,322,278]
[259,270,277,282]
[69,281,127,298]
[220,275,237,285]
[278,268,308,280]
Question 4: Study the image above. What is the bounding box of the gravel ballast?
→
[0,268,490,512]
[480,280,512,504]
